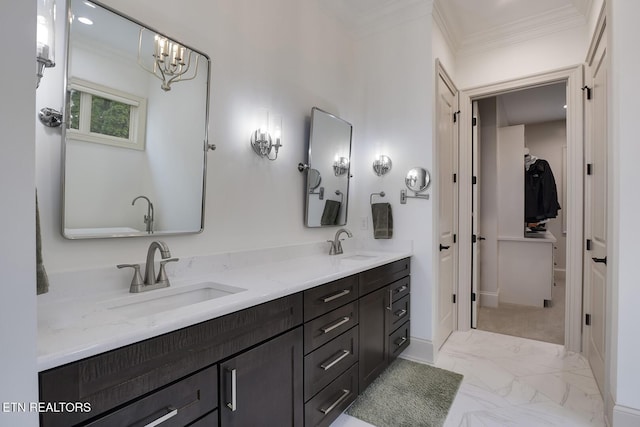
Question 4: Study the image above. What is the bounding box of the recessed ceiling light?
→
[78,16,93,25]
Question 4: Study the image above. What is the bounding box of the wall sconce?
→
[137,28,199,92]
[250,111,282,161]
[333,156,349,176]
[36,0,56,89]
[373,155,392,176]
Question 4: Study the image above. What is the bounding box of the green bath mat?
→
[346,358,463,427]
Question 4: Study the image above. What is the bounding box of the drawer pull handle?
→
[322,289,351,303]
[143,407,178,427]
[321,316,350,334]
[320,350,350,371]
[226,368,237,412]
[395,285,408,294]
[395,309,407,318]
[395,336,407,347]
[320,389,350,415]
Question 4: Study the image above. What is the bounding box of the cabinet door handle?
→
[320,350,350,371]
[142,407,178,427]
[321,289,350,303]
[225,368,237,412]
[320,389,350,415]
[394,309,407,318]
[394,336,407,347]
[386,288,393,310]
[320,316,350,334]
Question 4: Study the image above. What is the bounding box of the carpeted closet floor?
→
[477,277,565,345]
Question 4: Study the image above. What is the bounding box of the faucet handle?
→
[157,258,179,282]
[117,264,144,291]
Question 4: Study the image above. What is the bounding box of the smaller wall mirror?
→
[400,167,431,204]
[406,167,431,192]
[303,108,352,227]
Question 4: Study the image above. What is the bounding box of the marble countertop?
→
[37,244,411,371]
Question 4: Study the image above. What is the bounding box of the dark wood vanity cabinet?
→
[220,327,303,427]
[358,259,411,391]
[38,257,410,427]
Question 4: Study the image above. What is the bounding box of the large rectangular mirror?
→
[62,0,211,239]
[303,107,352,227]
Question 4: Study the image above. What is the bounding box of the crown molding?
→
[432,0,459,53]
[457,4,587,56]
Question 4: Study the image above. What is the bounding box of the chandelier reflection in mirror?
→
[333,156,349,176]
[137,28,199,91]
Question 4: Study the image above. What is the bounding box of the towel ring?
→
[370,191,385,205]
[335,190,344,204]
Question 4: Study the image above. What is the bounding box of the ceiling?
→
[497,83,566,126]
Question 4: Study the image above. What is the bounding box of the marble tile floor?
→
[331,329,604,427]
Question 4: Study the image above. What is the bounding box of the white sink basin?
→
[341,254,378,261]
[106,282,246,318]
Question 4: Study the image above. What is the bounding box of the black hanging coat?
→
[524,159,561,223]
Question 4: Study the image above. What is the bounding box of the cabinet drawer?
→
[304,363,359,427]
[389,321,410,362]
[304,275,358,321]
[304,301,358,354]
[84,365,217,427]
[389,295,410,332]
[304,327,359,401]
[390,276,410,303]
[187,410,218,427]
[359,258,410,296]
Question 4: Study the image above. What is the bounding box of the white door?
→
[584,25,607,395]
[471,101,480,328]
[436,65,458,350]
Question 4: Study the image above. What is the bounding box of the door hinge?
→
[472,234,477,243]
[472,176,477,185]
[453,110,460,123]
[453,234,457,244]
[585,313,591,326]
[453,173,457,183]
[587,163,593,175]
[471,292,476,302]
[582,85,592,100]
[452,294,457,304]
[472,117,477,126]
[586,239,592,251]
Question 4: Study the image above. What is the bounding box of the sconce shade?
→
[138,28,199,91]
[36,0,56,88]
[373,155,392,176]
[250,112,282,161]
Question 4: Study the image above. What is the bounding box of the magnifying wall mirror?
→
[405,167,431,192]
[62,0,211,239]
[303,107,352,227]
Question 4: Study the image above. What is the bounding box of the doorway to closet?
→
[472,83,568,345]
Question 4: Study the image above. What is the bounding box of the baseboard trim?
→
[613,404,640,426]
[479,291,499,308]
[399,336,434,364]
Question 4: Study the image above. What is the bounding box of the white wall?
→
[609,0,640,420]
[353,10,435,357]
[456,25,588,89]
[35,0,357,271]
[524,120,567,271]
[0,2,39,426]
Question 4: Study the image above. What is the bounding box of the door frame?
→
[457,65,584,353]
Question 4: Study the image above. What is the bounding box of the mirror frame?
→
[303,107,353,227]
[61,0,212,239]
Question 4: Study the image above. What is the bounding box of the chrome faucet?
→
[132,195,154,234]
[117,240,179,293]
[327,228,353,255]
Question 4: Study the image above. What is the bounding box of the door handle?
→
[225,368,237,412]
[592,256,607,265]
[478,236,486,241]
[439,244,450,251]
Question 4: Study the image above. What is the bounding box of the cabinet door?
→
[220,327,303,427]
[358,285,390,390]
